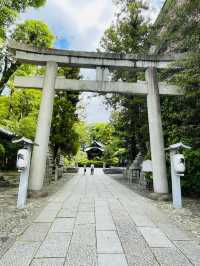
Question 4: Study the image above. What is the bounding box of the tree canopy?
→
[101,0,150,161]
[0,0,46,40]
[0,19,55,93]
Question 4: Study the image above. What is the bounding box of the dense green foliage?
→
[0,19,54,93]
[0,0,46,40]
[51,91,80,159]
[101,0,150,161]
[0,19,54,138]
[12,19,54,47]
[50,67,81,159]
[152,0,200,194]
[0,89,41,138]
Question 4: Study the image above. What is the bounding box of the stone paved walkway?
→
[0,169,200,266]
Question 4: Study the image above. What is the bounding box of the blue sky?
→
[21,0,165,124]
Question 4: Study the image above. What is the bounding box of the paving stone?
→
[80,197,94,204]
[115,224,158,266]
[19,223,51,242]
[35,233,71,258]
[95,207,110,215]
[158,223,192,241]
[152,247,192,265]
[45,202,63,210]
[79,204,94,212]
[62,201,79,210]
[57,208,77,218]
[0,241,40,266]
[31,258,65,266]
[139,227,173,248]
[76,212,95,224]
[98,254,128,266]
[50,218,75,233]
[65,224,97,266]
[111,211,142,239]
[174,240,200,265]
[96,214,116,230]
[95,200,107,207]
[2,169,199,266]
[129,213,156,227]
[96,231,123,254]
[35,209,58,223]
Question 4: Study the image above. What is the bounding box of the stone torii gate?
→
[9,41,184,195]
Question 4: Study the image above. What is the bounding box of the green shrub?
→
[181,149,200,196]
[0,144,5,157]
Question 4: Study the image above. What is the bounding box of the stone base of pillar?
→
[28,190,48,199]
[148,192,171,202]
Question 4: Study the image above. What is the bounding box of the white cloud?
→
[21,0,115,51]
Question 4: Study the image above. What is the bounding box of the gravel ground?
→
[0,173,75,258]
[110,174,200,240]
[155,198,200,239]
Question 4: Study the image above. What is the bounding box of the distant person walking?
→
[83,165,87,175]
[90,164,94,175]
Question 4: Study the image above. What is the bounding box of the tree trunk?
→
[0,62,21,94]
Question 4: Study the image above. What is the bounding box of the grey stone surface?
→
[57,208,77,218]
[79,204,94,212]
[115,229,158,265]
[76,212,95,224]
[50,218,75,233]
[15,76,181,96]
[35,209,58,223]
[152,247,192,266]
[111,210,142,239]
[98,254,128,266]
[96,231,123,254]
[62,197,80,209]
[139,227,173,247]
[0,241,40,266]
[66,224,97,266]
[45,202,63,210]
[28,61,57,191]
[10,40,178,70]
[158,223,192,241]
[174,240,200,265]
[96,214,116,230]
[31,258,65,266]
[35,233,71,258]
[19,222,51,242]
[129,213,155,227]
[1,170,199,266]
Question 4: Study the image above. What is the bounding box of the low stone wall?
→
[65,167,79,173]
[103,167,125,174]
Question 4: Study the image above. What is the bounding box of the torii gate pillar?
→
[29,61,57,192]
[146,67,168,194]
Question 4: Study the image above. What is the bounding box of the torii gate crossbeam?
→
[14,76,183,96]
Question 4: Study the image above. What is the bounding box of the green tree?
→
[89,122,114,146]
[0,19,54,93]
[74,121,89,148]
[101,0,150,161]
[0,89,41,138]
[0,19,54,137]
[0,0,46,40]
[50,91,80,159]
[149,1,200,194]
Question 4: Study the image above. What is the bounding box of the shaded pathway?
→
[0,169,200,266]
